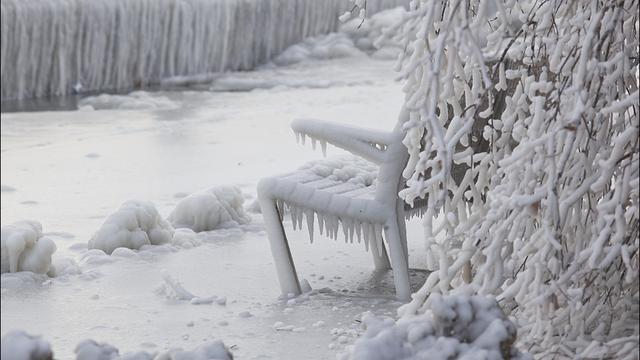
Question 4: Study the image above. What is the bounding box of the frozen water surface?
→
[1,57,429,359]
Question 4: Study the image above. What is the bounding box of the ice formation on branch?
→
[0,330,53,360]
[88,201,174,254]
[347,291,529,359]
[381,0,639,357]
[0,0,406,100]
[168,186,251,232]
[1,221,56,274]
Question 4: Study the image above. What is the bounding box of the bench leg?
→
[370,237,391,270]
[260,196,301,297]
[384,221,411,300]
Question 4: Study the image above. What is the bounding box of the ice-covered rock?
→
[88,201,174,255]
[168,186,250,232]
[1,221,57,274]
[75,339,120,360]
[78,91,180,111]
[346,292,530,360]
[1,330,53,360]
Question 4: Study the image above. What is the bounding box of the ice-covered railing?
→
[0,0,406,101]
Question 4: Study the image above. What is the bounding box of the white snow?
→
[168,186,250,232]
[88,201,174,254]
[1,221,56,274]
[346,291,530,360]
[1,49,406,359]
[74,338,232,360]
[0,0,405,100]
[0,330,53,360]
[78,92,180,111]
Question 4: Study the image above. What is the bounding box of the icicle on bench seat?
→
[257,109,425,300]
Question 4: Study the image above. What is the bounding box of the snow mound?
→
[1,221,57,274]
[273,7,406,67]
[157,341,232,360]
[273,33,365,66]
[88,201,173,254]
[1,330,53,360]
[168,186,251,232]
[347,292,530,360]
[78,91,179,111]
[75,339,120,360]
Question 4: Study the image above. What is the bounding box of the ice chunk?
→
[0,330,53,360]
[1,221,56,274]
[88,200,173,254]
[168,186,250,232]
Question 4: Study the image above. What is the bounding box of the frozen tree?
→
[369,0,639,358]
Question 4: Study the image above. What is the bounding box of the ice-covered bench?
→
[257,109,424,300]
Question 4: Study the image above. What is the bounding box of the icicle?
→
[320,140,327,157]
[289,205,298,230]
[374,223,383,257]
[341,219,349,243]
[294,131,300,144]
[294,206,303,230]
[363,223,371,252]
[347,220,355,243]
[318,213,325,235]
[276,200,285,218]
[311,137,317,151]
[301,133,306,145]
[305,210,315,244]
[355,222,362,243]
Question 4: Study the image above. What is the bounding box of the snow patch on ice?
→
[88,201,174,254]
[1,221,56,274]
[0,330,53,360]
[78,91,180,111]
[168,186,250,232]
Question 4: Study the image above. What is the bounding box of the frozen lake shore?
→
[1,55,430,359]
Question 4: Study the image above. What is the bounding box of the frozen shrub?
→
[1,221,56,274]
[168,186,250,232]
[348,292,529,360]
[1,330,53,360]
[88,201,173,254]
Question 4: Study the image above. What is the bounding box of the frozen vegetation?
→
[168,186,250,232]
[88,201,175,254]
[1,221,56,274]
[0,0,406,100]
[347,290,529,360]
[0,330,53,360]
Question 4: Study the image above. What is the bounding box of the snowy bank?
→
[1,0,406,100]
[168,186,250,232]
[0,330,53,360]
[346,292,530,360]
[1,221,56,274]
[88,201,174,254]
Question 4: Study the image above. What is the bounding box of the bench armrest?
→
[291,119,392,164]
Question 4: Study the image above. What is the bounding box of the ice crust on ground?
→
[78,91,180,111]
[1,221,57,274]
[346,291,530,360]
[0,330,53,360]
[74,337,232,360]
[168,186,250,232]
[88,201,174,254]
